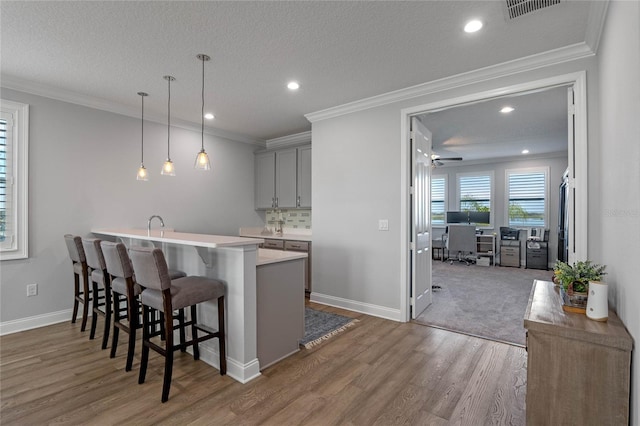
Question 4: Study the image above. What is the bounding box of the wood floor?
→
[0,302,527,425]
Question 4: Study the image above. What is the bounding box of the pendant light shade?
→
[194,54,211,171]
[136,91,149,181]
[161,75,176,176]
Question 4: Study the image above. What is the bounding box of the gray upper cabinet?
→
[254,145,312,210]
[297,145,312,208]
[275,148,298,208]
[255,152,277,209]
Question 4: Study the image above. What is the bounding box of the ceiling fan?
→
[431,153,463,167]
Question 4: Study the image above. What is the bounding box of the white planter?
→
[586,280,608,321]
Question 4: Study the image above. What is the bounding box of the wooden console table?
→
[524,280,632,425]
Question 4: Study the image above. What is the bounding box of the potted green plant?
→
[554,260,606,308]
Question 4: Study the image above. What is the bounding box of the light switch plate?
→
[378,219,389,231]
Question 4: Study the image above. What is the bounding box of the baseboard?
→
[195,340,262,384]
[309,292,402,322]
[0,309,72,336]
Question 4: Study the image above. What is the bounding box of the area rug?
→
[300,307,359,349]
[414,261,552,346]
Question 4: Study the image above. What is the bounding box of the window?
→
[0,100,29,260]
[506,168,548,227]
[457,171,493,227]
[431,175,446,226]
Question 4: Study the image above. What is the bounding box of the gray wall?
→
[431,154,568,266]
[0,88,262,323]
[312,56,599,314]
[597,1,640,424]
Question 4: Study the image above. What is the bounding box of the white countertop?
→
[239,227,312,242]
[92,228,264,248]
[257,248,307,266]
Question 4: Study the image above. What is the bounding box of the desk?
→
[433,233,496,266]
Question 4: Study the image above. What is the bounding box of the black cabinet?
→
[526,241,548,270]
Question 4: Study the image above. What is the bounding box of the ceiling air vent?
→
[505,0,561,19]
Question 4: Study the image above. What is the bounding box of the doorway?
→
[400,72,589,323]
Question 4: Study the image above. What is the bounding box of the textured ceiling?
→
[419,85,569,163]
[1,1,593,141]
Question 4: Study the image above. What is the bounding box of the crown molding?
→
[584,0,610,54]
[305,42,595,123]
[0,75,265,146]
[265,131,311,150]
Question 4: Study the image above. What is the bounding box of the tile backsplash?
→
[265,209,312,230]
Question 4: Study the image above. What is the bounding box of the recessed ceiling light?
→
[500,106,515,114]
[464,20,483,33]
[522,149,530,154]
[204,113,214,120]
[287,81,300,90]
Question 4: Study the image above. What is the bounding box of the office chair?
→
[446,224,477,265]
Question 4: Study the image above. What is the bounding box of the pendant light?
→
[194,54,211,171]
[136,91,149,181]
[161,75,176,176]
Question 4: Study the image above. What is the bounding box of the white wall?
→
[597,1,640,424]
[0,88,263,325]
[432,154,568,266]
[312,56,599,317]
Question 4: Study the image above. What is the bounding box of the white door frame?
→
[399,71,588,322]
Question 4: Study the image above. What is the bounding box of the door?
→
[411,117,432,319]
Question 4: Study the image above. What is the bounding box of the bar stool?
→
[64,234,90,331]
[129,246,226,403]
[82,238,112,349]
[101,241,187,372]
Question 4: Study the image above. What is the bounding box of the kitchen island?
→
[92,228,306,383]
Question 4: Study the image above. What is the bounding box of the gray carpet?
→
[300,307,358,348]
[415,261,553,346]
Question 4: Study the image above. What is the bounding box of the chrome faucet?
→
[147,215,165,234]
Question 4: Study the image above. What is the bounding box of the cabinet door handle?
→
[271,197,275,208]
[297,195,301,207]
[275,197,279,207]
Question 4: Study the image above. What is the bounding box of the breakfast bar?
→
[92,228,307,383]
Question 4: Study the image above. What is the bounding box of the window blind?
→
[459,174,491,212]
[0,116,13,248]
[508,171,546,227]
[431,176,445,225]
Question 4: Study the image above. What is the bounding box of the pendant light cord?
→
[201,57,205,151]
[167,78,171,159]
[141,94,144,163]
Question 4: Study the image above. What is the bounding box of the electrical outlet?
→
[27,283,38,297]
[378,219,389,231]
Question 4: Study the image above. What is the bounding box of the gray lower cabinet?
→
[500,243,520,267]
[525,241,548,270]
[257,258,305,370]
[261,239,311,292]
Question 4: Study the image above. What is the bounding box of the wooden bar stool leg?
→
[80,265,90,332]
[125,297,138,372]
[218,296,226,375]
[179,309,187,352]
[89,279,99,340]
[161,305,174,403]
[101,281,112,349]
[138,305,151,385]
[190,305,199,361]
[72,273,80,324]
[110,292,121,358]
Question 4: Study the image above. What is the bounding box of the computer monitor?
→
[446,211,469,224]
[468,211,490,225]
